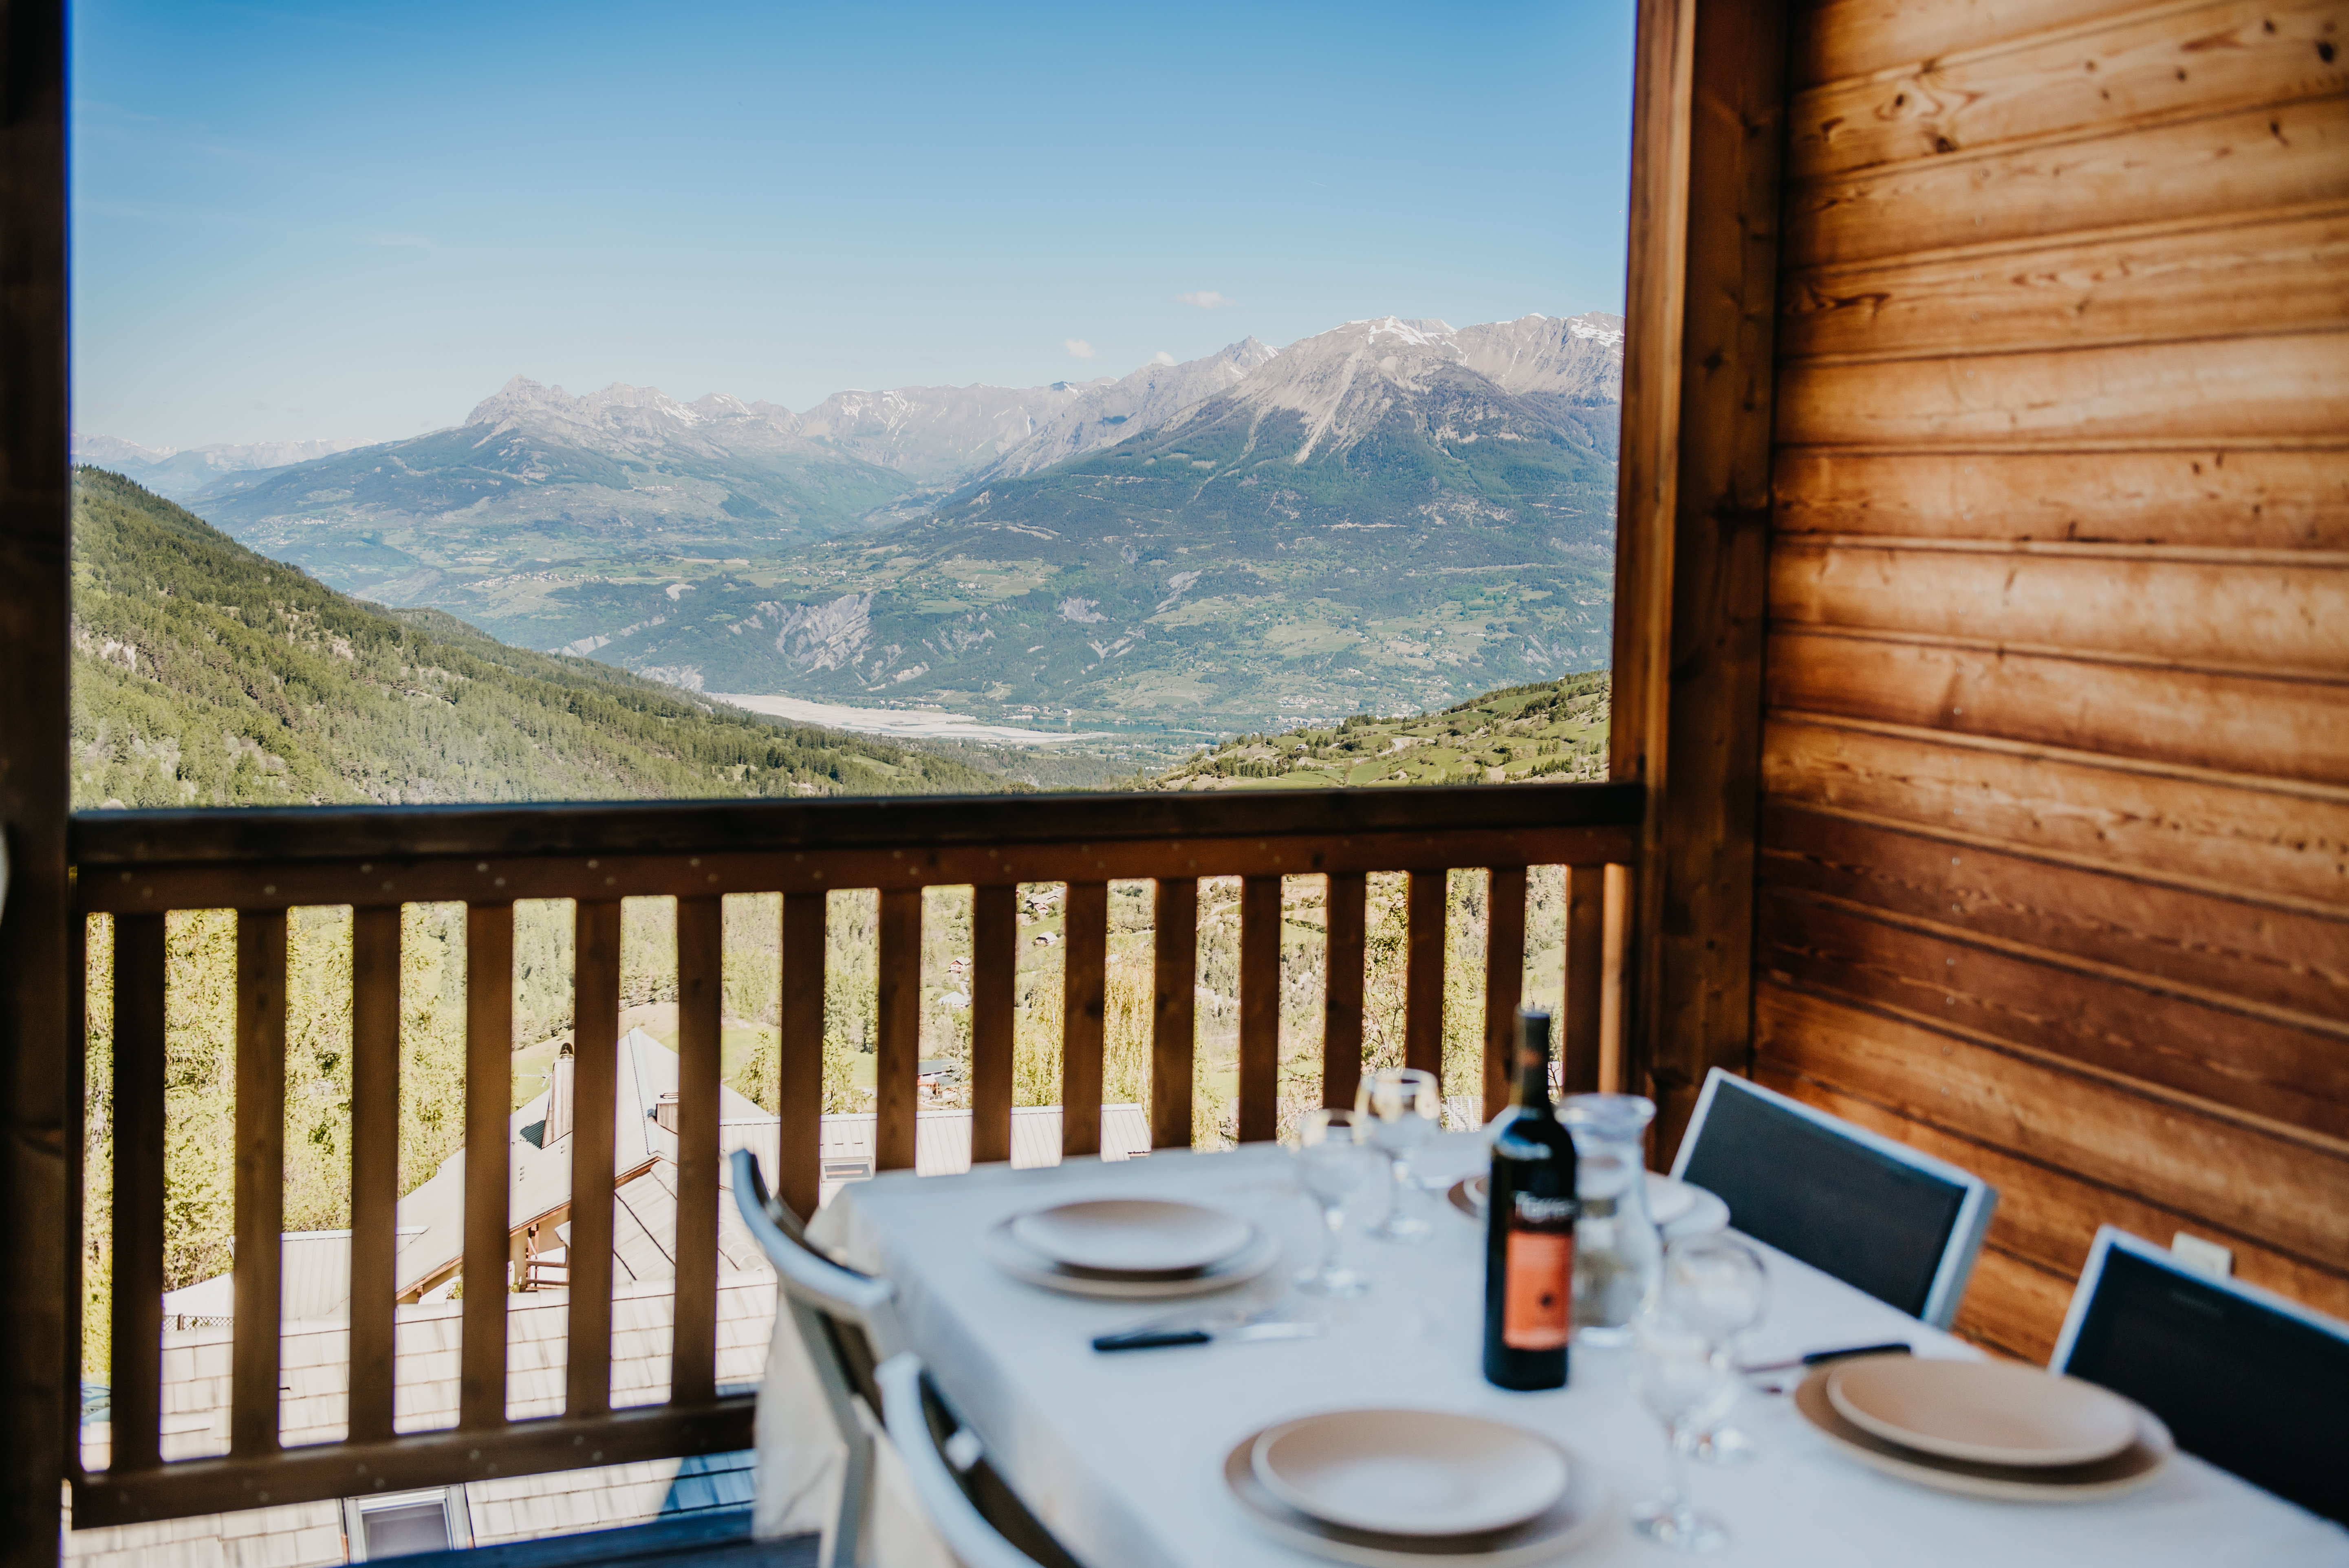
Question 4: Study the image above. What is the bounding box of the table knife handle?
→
[1093,1329,1213,1352]
[1801,1342,1912,1365]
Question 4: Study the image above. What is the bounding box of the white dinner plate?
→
[1010,1198,1254,1276]
[1252,1409,1569,1538]
[981,1217,1278,1299]
[1454,1171,1702,1228]
[1827,1357,2140,1468]
[1225,1429,1609,1566]
[1795,1370,2172,1502]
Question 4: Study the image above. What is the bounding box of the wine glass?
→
[1356,1067,1440,1243]
[1626,1304,1737,1553]
[1662,1235,1769,1463]
[1293,1108,1376,1297]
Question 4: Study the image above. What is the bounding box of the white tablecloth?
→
[791,1135,2347,1567]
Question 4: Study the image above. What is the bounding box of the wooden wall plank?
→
[1151,879,1199,1150]
[1237,876,1282,1144]
[970,884,1016,1166]
[1761,716,2349,907]
[1323,872,1368,1112]
[1782,208,2349,362]
[1758,890,2349,1135]
[1060,882,1107,1158]
[1778,329,2349,447]
[1768,630,2349,783]
[1785,96,2349,268]
[1770,542,2349,674]
[1773,447,2349,549]
[1949,1244,2076,1361]
[775,893,825,1221]
[875,889,921,1173]
[230,911,286,1459]
[1792,0,2173,87]
[566,900,620,1418]
[1759,802,2349,1019]
[460,903,513,1431]
[1754,985,2349,1265]
[671,896,721,1408]
[1790,0,2347,178]
[347,907,401,1442]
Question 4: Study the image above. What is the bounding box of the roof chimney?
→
[547,1042,576,1145]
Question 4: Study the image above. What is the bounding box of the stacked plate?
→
[1447,1171,1728,1239]
[1224,1409,1608,1566]
[1794,1355,2174,1502]
[981,1198,1278,1299]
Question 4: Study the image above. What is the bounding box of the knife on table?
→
[1735,1341,1913,1374]
[1093,1320,1322,1352]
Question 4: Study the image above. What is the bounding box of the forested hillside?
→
[68,467,1011,809]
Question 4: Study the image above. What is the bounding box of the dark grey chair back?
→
[2052,1227,2349,1524]
[1668,1068,1995,1328]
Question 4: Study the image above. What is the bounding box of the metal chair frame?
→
[876,1353,1060,1568]
[1669,1067,1996,1329]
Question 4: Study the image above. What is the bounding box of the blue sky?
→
[71,1,1637,451]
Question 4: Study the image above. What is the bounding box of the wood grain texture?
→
[970,884,1016,1165]
[1950,1244,2076,1360]
[1562,866,1609,1097]
[1784,95,2349,268]
[1773,447,2349,548]
[1482,868,1527,1122]
[1792,0,2180,86]
[1759,801,2349,1020]
[1761,715,2349,907]
[1778,329,2349,447]
[1783,207,2349,361]
[460,903,513,1431]
[1060,881,1108,1158]
[672,896,722,1408]
[567,900,620,1418]
[1768,630,2349,784]
[108,914,167,1473]
[230,911,286,1459]
[1771,540,2349,674]
[1404,871,1447,1083]
[875,889,921,1173]
[1790,0,2347,178]
[1324,871,1368,1111]
[1755,1055,2349,1315]
[1151,879,1199,1150]
[775,893,825,1221]
[1754,984,2349,1266]
[1758,889,2349,1136]
[1238,876,1282,1143]
[348,906,401,1442]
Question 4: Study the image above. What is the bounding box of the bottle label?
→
[1503,1230,1573,1350]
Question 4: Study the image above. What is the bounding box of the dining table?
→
[789,1132,2348,1567]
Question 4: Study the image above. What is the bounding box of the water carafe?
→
[1558,1092,1663,1346]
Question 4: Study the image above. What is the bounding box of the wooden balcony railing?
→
[65,780,1641,1528]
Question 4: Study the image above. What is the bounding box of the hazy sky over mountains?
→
[71,0,1636,451]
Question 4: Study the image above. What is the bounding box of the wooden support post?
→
[348,907,401,1443]
[108,914,167,1474]
[876,888,921,1173]
[1151,879,1199,1150]
[1322,872,1366,1112]
[1482,868,1527,1122]
[1561,866,1607,1097]
[230,912,286,1459]
[1060,882,1108,1158]
[1236,876,1281,1144]
[460,903,513,1431]
[776,892,826,1220]
[566,900,620,1419]
[672,897,721,1407]
[971,884,1016,1166]
[1404,871,1446,1081]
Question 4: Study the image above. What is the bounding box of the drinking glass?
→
[1662,1236,1769,1463]
[1626,1304,1737,1554]
[1293,1108,1377,1297]
[1356,1067,1441,1243]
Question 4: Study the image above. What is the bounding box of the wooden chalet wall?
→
[1755,0,2349,1356]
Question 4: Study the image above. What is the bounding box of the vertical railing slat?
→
[776,892,826,1220]
[1060,882,1107,1159]
[1403,871,1446,1081]
[1561,865,1606,1096]
[1482,868,1527,1122]
[568,899,620,1419]
[348,906,401,1444]
[672,896,722,1407]
[970,884,1016,1167]
[875,888,922,1173]
[109,912,167,1473]
[1151,878,1199,1150]
[1321,872,1366,1112]
[1236,876,1280,1144]
[460,903,513,1431]
[230,911,287,1459]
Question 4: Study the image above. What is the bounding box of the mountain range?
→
[90,309,1624,732]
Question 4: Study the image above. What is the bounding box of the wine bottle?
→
[1483,1006,1579,1391]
